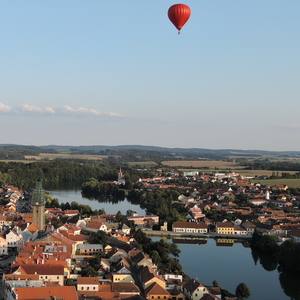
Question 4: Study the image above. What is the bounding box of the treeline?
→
[127,189,187,225]
[0,161,117,189]
[251,232,300,274]
[242,159,300,172]
[81,178,125,200]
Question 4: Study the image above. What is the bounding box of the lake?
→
[48,190,296,300]
[48,189,146,215]
[153,238,294,300]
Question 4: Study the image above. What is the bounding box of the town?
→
[0,166,299,300]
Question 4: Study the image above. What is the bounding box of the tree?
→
[236,283,250,299]
[212,280,219,287]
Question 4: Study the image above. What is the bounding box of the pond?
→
[48,189,146,215]
[152,237,296,300]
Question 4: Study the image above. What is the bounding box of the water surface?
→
[48,189,146,215]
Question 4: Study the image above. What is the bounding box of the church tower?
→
[117,168,126,186]
[31,180,45,231]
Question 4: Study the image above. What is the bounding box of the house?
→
[290,229,300,243]
[77,243,103,255]
[145,282,171,300]
[242,221,255,235]
[12,286,78,300]
[163,274,183,290]
[15,264,65,285]
[183,279,209,300]
[233,226,248,235]
[189,205,205,220]
[121,224,131,235]
[140,266,166,289]
[77,277,100,292]
[109,249,128,264]
[6,230,23,249]
[2,274,43,300]
[112,282,140,298]
[216,221,235,235]
[0,236,8,255]
[86,220,108,232]
[112,265,134,283]
[64,210,80,217]
[128,215,159,226]
[173,221,208,234]
[100,258,111,272]
[22,223,39,242]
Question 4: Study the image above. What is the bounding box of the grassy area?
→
[162,160,240,169]
[252,178,300,188]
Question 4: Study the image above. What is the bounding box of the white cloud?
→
[63,105,122,118]
[0,103,122,118]
[21,104,56,114]
[0,102,11,113]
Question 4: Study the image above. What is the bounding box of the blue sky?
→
[0,1,299,150]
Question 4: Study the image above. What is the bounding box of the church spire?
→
[31,179,45,206]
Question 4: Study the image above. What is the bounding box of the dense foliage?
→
[133,229,182,274]
[0,161,117,189]
[82,178,125,200]
[128,189,187,224]
[251,232,300,274]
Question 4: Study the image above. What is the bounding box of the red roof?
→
[14,286,78,300]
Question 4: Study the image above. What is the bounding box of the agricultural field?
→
[24,153,107,161]
[161,160,240,169]
[252,178,300,188]
[236,169,298,177]
[178,168,297,177]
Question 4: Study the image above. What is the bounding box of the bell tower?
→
[31,179,45,231]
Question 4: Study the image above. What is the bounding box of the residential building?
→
[77,277,100,292]
[183,279,209,300]
[145,282,171,300]
[216,221,235,235]
[12,286,78,300]
[173,221,208,234]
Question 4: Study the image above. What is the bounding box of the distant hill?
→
[0,144,300,161]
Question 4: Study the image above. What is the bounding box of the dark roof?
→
[201,294,219,300]
[183,279,204,293]
[173,221,207,229]
[217,221,234,228]
[112,282,140,293]
[139,266,155,283]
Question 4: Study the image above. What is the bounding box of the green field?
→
[252,178,300,188]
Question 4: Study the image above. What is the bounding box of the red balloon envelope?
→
[168,3,191,32]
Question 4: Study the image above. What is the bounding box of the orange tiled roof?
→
[15,286,78,300]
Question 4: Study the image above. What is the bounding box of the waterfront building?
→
[216,221,235,235]
[183,279,209,300]
[172,221,208,234]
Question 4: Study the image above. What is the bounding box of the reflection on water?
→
[48,190,146,215]
[153,237,294,300]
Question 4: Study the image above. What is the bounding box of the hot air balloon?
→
[168,3,191,34]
